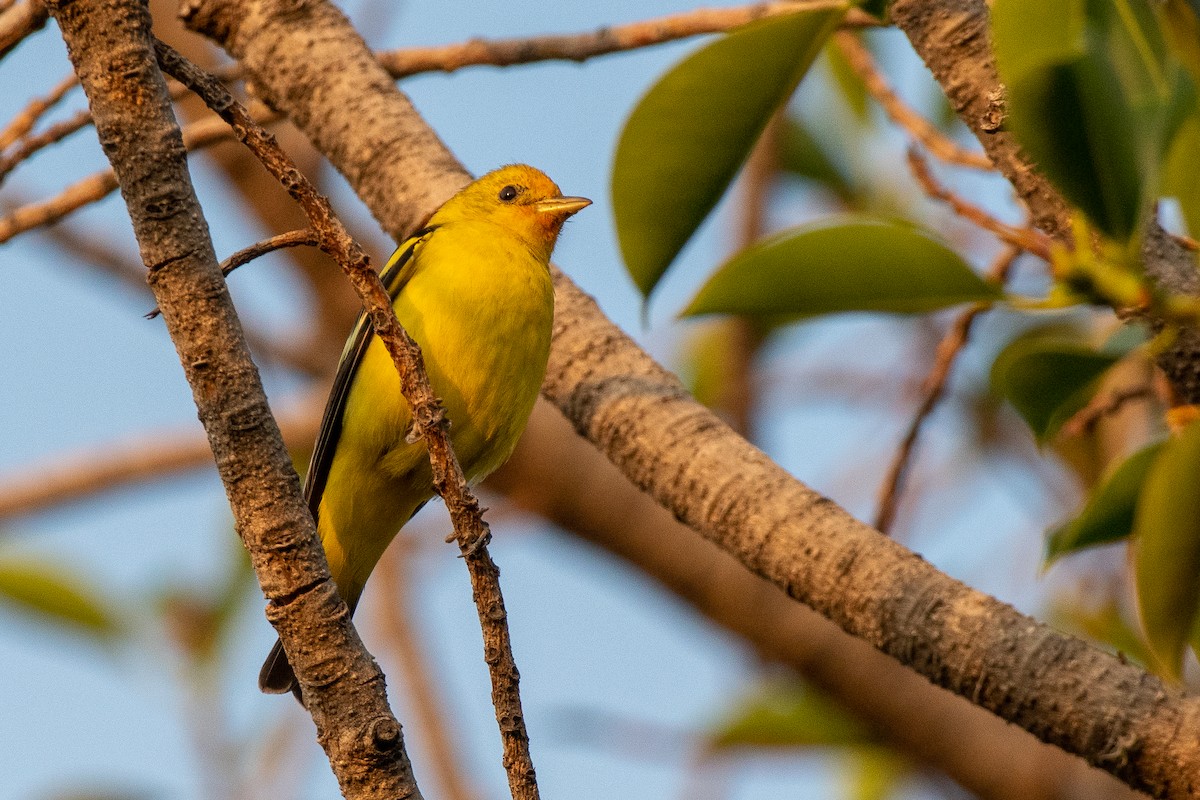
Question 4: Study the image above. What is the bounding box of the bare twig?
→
[0,391,323,520]
[146,228,318,318]
[874,245,1023,534]
[0,0,47,60]
[1061,386,1156,438]
[0,108,272,243]
[836,31,992,170]
[379,2,876,77]
[0,73,77,149]
[155,39,541,800]
[0,108,92,184]
[1,3,868,241]
[906,147,1052,259]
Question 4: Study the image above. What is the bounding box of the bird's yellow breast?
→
[318,219,554,597]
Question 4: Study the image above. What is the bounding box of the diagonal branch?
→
[179,0,1200,797]
[44,0,421,797]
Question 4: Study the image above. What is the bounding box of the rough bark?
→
[178,0,1200,795]
[44,1,421,797]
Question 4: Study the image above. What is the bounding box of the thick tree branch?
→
[492,403,1144,800]
[178,0,1200,797]
[43,1,420,797]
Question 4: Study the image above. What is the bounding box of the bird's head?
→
[434,165,590,262]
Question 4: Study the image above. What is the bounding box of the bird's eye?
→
[498,185,520,202]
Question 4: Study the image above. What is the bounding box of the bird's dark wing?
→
[301,226,439,522]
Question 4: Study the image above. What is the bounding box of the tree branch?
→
[377,1,876,78]
[178,0,1200,796]
[43,0,421,796]
[0,0,47,60]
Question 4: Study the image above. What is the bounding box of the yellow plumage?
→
[260,165,589,696]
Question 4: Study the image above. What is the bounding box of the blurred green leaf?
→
[683,216,1000,318]
[992,0,1191,241]
[780,117,856,202]
[823,39,870,122]
[991,330,1122,442]
[710,679,874,749]
[844,747,909,800]
[1134,420,1200,678]
[0,556,123,642]
[1160,0,1200,87]
[613,8,844,298]
[1046,441,1165,563]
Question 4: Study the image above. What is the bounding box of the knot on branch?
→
[1095,731,1141,770]
[367,716,402,753]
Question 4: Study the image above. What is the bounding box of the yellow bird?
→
[260,165,589,695]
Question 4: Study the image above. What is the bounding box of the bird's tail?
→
[258,638,300,698]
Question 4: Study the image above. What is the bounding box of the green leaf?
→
[780,118,856,202]
[682,216,1000,318]
[709,679,874,749]
[823,39,870,122]
[991,330,1122,442]
[1134,419,1200,677]
[1160,0,1200,88]
[1046,441,1165,563]
[992,0,1190,241]
[0,556,123,641]
[613,8,845,298]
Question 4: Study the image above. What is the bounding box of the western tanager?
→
[260,164,589,696]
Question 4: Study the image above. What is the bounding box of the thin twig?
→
[835,31,992,170]
[1,3,868,242]
[0,108,91,184]
[22,213,325,374]
[0,391,323,520]
[0,0,48,60]
[154,40,541,800]
[1061,386,1156,438]
[906,147,1053,260]
[874,245,1023,534]
[146,228,319,318]
[0,73,77,149]
[0,108,272,243]
[378,2,876,77]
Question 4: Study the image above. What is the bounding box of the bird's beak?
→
[535,196,591,216]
